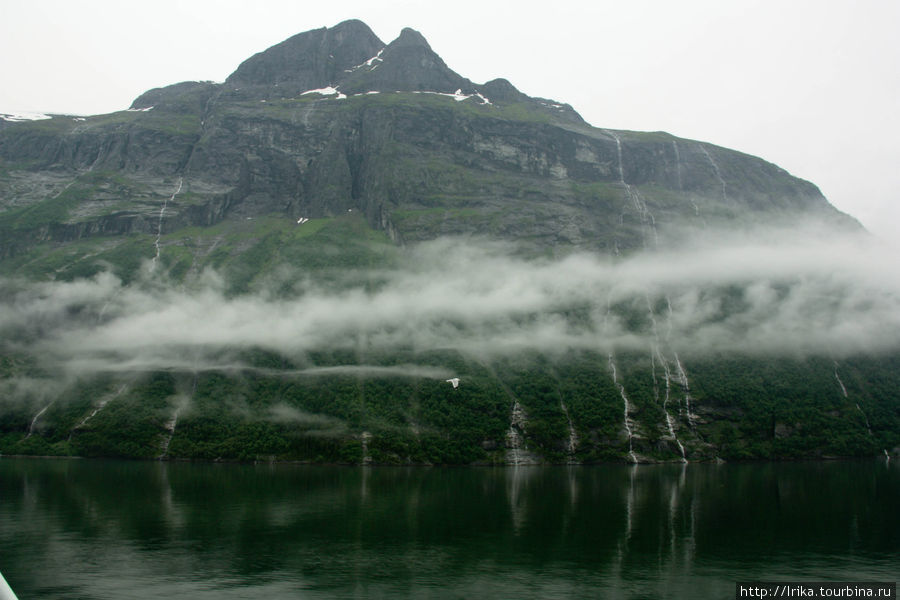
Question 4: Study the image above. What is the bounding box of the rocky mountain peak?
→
[340,24,473,94]
[392,27,431,49]
[217,20,549,103]
[328,18,377,40]
[224,20,383,94]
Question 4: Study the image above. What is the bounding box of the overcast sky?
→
[1,0,898,239]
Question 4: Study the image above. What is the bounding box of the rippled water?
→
[0,459,897,599]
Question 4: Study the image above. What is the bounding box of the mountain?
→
[0,21,896,465]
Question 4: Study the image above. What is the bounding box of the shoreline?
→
[0,451,894,467]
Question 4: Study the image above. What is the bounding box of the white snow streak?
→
[0,111,51,122]
[411,90,491,104]
[301,87,347,100]
[345,48,385,72]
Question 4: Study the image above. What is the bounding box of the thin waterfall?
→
[152,177,183,271]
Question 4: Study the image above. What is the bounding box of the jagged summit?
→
[225,19,384,96]
[221,20,497,100]
[127,19,579,118]
[392,27,431,48]
[341,25,474,95]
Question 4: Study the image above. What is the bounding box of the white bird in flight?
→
[445,378,460,389]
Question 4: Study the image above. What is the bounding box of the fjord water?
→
[1,459,897,599]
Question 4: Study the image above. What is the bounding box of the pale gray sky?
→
[2,0,898,239]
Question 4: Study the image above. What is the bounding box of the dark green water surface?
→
[0,459,897,599]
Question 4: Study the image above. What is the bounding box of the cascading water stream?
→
[699,143,728,203]
[506,400,529,466]
[657,348,688,462]
[833,362,885,458]
[665,297,701,438]
[25,404,52,438]
[157,408,181,460]
[158,374,197,460]
[672,140,703,218]
[609,355,638,464]
[479,358,532,467]
[833,361,872,435]
[360,431,372,465]
[646,296,687,462]
[604,137,693,462]
[602,291,637,464]
[68,384,128,441]
[606,130,658,249]
[673,352,697,431]
[560,401,579,463]
[671,140,684,192]
[152,178,183,271]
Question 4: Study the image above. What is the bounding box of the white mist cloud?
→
[1,224,898,382]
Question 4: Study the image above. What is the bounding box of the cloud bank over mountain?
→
[2,224,897,387]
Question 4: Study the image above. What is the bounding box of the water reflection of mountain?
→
[1,459,897,598]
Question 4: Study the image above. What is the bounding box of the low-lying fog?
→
[1,223,898,389]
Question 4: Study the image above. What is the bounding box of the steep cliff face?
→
[0,20,893,465]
